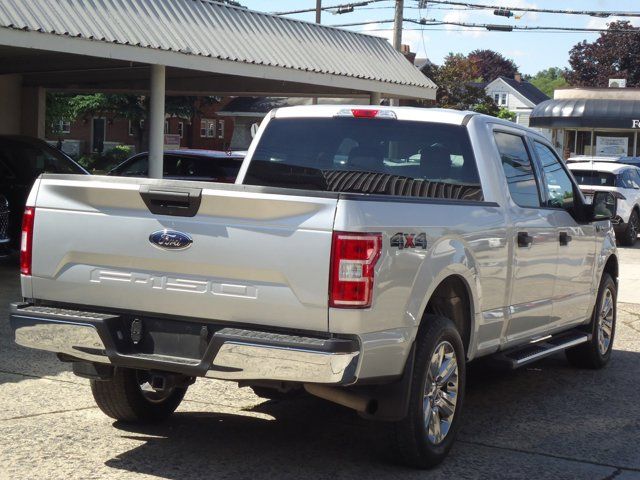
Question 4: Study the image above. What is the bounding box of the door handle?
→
[559,231,572,246]
[139,185,202,217]
[517,231,533,248]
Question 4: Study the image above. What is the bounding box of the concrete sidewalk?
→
[1,258,639,480]
[618,243,640,304]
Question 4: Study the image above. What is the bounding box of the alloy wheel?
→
[423,341,459,445]
[598,287,614,356]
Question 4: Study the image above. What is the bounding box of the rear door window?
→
[244,117,483,201]
[494,132,540,208]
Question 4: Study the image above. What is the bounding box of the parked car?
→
[0,194,9,256]
[10,107,618,469]
[0,135,88,248]
[568,161,640,246]
[567,155,640,168]
[108,150,244,183]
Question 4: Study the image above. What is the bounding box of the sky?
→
[241,0,640,75]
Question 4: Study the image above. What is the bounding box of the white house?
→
[482,75,549,128]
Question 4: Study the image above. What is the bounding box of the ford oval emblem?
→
[149,230,193,251]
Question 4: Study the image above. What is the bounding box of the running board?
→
[491,331,591,369]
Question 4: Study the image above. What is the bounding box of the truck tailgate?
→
[28,176,337,332]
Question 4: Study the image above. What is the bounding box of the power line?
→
[328,17,640,34]
[363,27,608,34]
[273,0,390,16]
[414,18,640,33]
[418,0,640,18]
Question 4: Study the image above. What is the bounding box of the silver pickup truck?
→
[10,106,619,468]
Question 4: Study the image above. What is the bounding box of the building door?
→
[92,118,106,153]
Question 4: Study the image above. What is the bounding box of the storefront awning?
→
[530,99,640,129]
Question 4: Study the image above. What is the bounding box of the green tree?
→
[497,107,516,121]
[46,93,75,146]
[468,49,519,82]
[566,20,640,87]
[423,53,499,116]
[527,67,568,97]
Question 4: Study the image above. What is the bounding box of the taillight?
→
[20,207,35,276]
[335,108,397,119]
[330,232,382,308]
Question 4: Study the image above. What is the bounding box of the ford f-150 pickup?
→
[10,106,619,468]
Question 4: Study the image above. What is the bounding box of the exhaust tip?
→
[365,399,378,416]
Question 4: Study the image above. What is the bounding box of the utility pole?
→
[313,0,322,105]
[390,0,404,106]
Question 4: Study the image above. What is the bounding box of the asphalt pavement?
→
[1,251,639,480]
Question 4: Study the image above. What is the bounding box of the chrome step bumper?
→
[10,304,360,385]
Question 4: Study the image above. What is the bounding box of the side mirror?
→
[592,191,617,221]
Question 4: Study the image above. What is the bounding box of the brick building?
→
[47,97,235,157]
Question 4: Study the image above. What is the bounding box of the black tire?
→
[566,273,616,369]
[90,368,187,423]
[620,210,639,246]
[388,315,466,469]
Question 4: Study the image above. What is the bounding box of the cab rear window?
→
[244,118,483,201]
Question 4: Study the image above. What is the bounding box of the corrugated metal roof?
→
[0,0,435,91]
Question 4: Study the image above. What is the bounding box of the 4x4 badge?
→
[390,232,427,250]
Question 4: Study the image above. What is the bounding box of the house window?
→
[493,93,508,106]
[129,120,144,136]
[177,122,184,138]
[53,119,71,134]
[217,119,225,139]
[200,119,216,138]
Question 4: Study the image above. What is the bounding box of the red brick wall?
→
[46,97,236,154]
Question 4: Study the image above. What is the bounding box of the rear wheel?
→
[90,368,188,423]
[388,315,466,469]
[620,210,639,246]
[566,273,616,369]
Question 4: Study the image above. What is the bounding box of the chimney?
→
[400,44,416,65]
[514,73,522,83]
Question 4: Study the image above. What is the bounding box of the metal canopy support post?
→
[370,92,381,105]
[148,64,166,179]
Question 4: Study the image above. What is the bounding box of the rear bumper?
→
[10,303,360,385]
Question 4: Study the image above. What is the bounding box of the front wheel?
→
[565,273,616,369]
[619,210,639,246]
[91,368,188,423]
[388,315,466,469]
